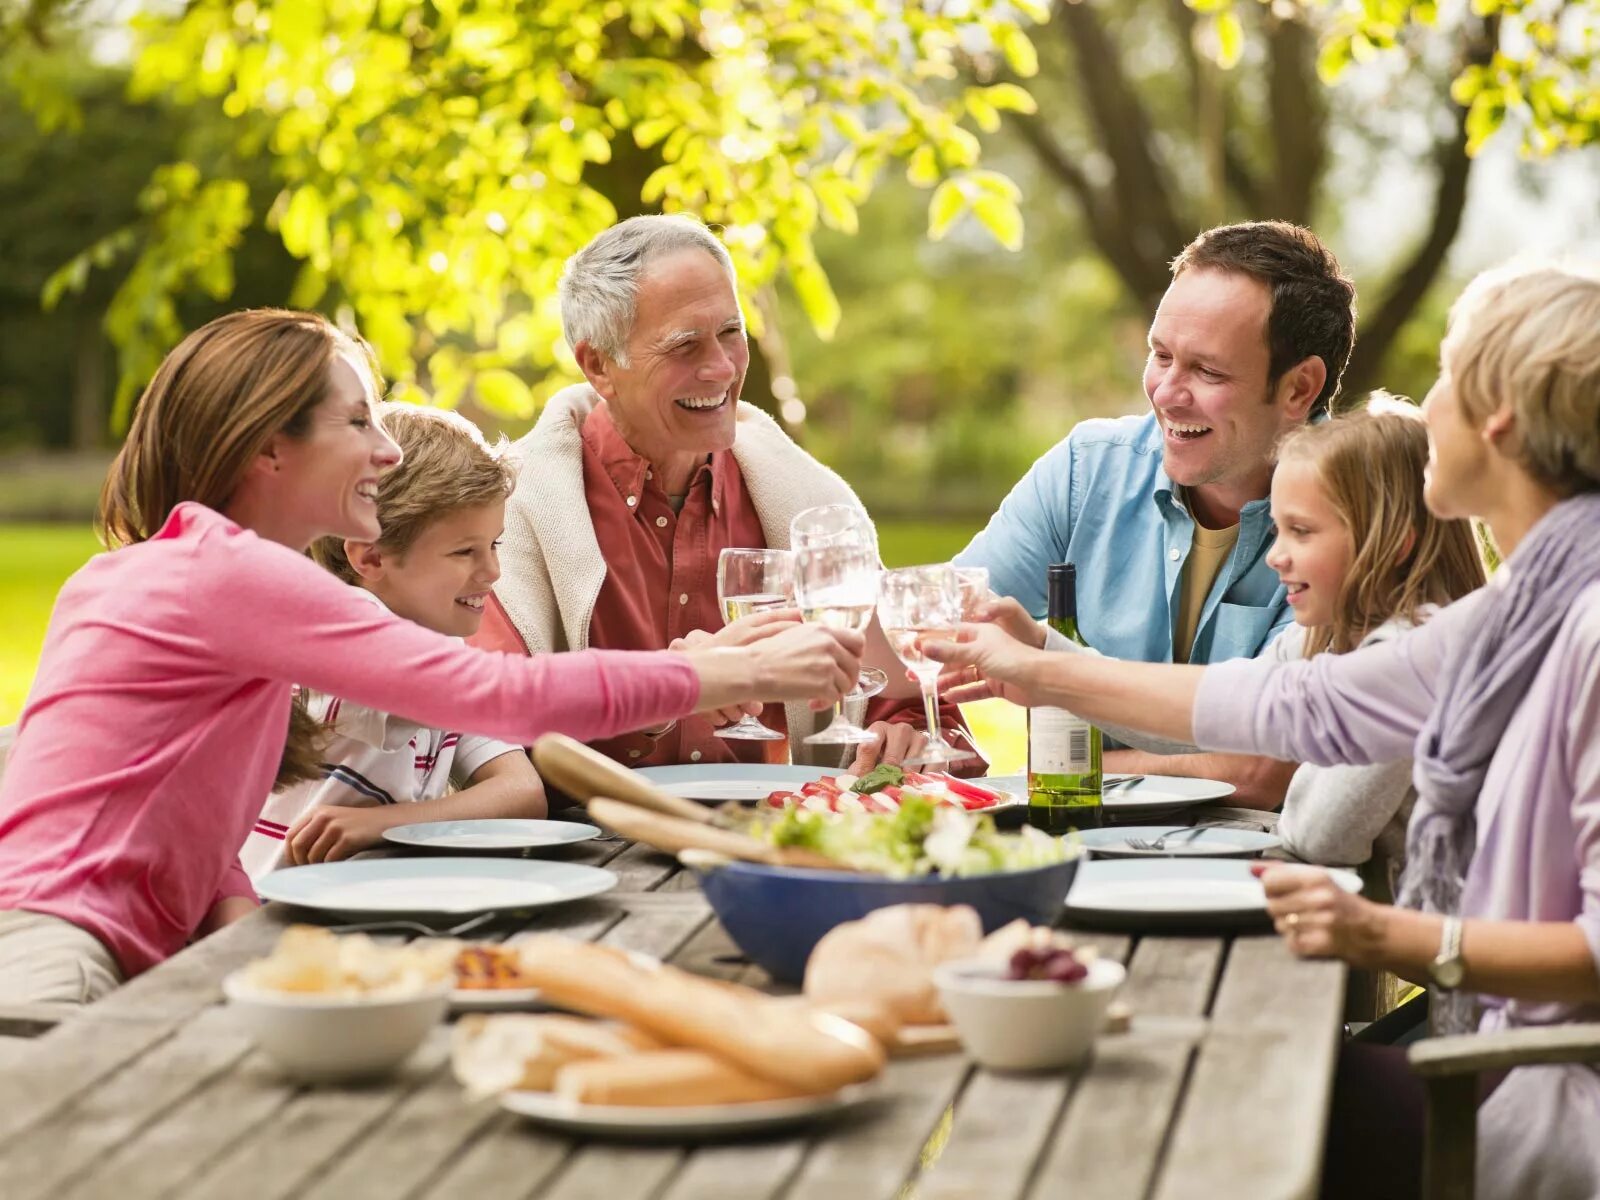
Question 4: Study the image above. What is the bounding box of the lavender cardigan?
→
[1194,575,1600,1199]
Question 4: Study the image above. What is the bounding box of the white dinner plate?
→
[499,1080,881,1140]
[256,857,617,919]
[1063,859,1361,930]
[449,986,547,1013]
[383,819,601,852]
[982,774,1235,818]
[635,764,830,803]
[1075,825,1281,860]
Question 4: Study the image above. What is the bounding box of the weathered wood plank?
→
[603,842,682,892]
[1028,937,1224,1200]
[0,1017,181,1148]
[0,1006,255,1200]
[291,1067,502,1200]
[58,1052,297,1200]
[1153,937,1345,1200]
[783,1054,972,1200]
[537,1144,687,1200]
[654,1140,810,1200]
[177,1034,452,1200]
[411,1112,575,1200]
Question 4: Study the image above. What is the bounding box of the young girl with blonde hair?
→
[0,308,861,1006]
[1265,398,1485,895]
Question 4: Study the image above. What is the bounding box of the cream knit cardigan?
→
[493,383,868,762]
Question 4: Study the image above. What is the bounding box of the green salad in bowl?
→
[750,795,1076,880]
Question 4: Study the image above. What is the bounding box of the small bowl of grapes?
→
[933,943,1126,1072]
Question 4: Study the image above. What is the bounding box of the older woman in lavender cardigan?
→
[928,261,1600,1200]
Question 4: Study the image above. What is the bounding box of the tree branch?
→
[1265,10,1326,224]
[1008,112,1172,313]
[1342,20,1498,399]
[1052,0,1188,294]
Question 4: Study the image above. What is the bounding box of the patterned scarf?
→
[1398,491,1600,1032]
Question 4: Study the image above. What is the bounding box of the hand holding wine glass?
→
[877,563,977,768]
[713,548,798,741]
[790,505,886,746]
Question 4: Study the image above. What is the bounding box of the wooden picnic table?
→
[0,832,1346,1200]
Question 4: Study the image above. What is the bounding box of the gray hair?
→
[558,215,737,366]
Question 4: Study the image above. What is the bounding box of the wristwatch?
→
[1429,915,1466,990]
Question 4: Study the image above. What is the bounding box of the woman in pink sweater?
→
[0,309,861,1005]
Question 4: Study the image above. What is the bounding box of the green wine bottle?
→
[1027,563,1104,833]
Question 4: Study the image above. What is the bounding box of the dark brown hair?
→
[313,404,514,584]
[1172,221,1357,420]
[98,308,386,790]
[1276,396,1486,657]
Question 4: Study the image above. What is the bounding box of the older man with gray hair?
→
[472,214,979,771]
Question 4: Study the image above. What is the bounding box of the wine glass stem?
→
[920,678,943,745]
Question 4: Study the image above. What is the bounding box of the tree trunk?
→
[70,313,107,451]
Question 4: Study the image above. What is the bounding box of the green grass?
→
[1,524,104,722]
[0,518,1027,769]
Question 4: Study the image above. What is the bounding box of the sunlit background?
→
[4,0,1597,775]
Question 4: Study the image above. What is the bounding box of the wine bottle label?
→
[1030,706,1092,774]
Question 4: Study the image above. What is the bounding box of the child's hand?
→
[284,806,394,865]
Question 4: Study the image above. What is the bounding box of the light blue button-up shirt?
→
[955,412,1292,665]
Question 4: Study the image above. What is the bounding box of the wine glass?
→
[953,566,991,620]
[878,564,977,768]
[714,548,795,741]
[791,505,884,746]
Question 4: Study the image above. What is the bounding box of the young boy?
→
[242,404,546,880]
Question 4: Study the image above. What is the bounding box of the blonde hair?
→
[312,403,514,583]
[98,308,386,791]
[1276,397,1487,657]
[1442,261,1600,496]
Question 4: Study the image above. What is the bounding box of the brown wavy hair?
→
[312,404,514,584]
[97,308,386,790]
[1276,397,1487,658]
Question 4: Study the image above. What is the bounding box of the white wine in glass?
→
[714,548,796,743]
[791,505,884,747]
[879,563,977,768]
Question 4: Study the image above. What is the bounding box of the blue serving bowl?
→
[688,855,1080,985]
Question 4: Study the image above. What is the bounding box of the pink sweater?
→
[0,502,700,976]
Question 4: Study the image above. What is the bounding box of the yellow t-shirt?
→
[1173,518,1240,664]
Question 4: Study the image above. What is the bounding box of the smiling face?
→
[1265,458,1355,629]
[259,352,402,547]
[1144,269,1317,522]
[577,249,748,474]
[354,500,505,637]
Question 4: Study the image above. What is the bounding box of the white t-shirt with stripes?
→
[242,589,522,882]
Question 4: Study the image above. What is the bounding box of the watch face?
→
[1433,960,1465,990]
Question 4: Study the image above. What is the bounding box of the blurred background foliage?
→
[1,0,1597,729]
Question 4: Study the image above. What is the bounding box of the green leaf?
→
[473,367,535,417]
[981,83,1037,115]
[1214,13,1244,70]
[997,28,1039,78]
[790,259,841,341]
[906,144,940,188]
[279,185,330,264]
[971,193,1024,251]
[927,179,966,241]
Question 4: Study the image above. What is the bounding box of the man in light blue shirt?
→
[957,221,1357,806]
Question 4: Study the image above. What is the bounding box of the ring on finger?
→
[1286,912,1301,931]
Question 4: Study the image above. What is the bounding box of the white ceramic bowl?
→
[222,970,450,1083]
[933,955,1126,1072]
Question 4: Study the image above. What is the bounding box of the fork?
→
[322,911,500,939]
[1122,823,1223,852]
[1102,774,1145,793]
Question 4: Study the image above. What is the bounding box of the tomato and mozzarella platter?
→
[764,771,1009,815]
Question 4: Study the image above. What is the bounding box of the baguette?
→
[450,1014,662,1098]
[556,1050,812,1107]
[513,936,885,1093]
